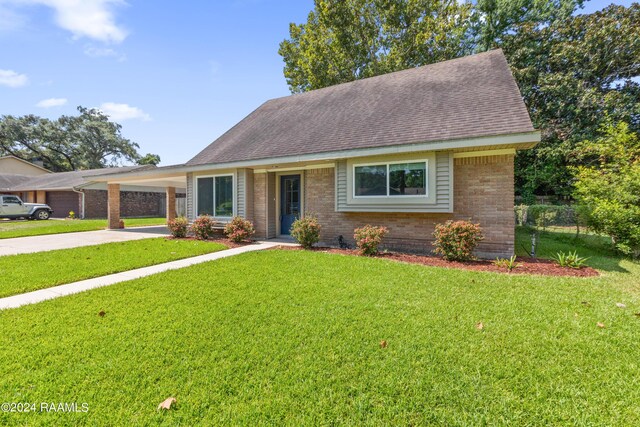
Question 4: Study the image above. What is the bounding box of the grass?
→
[0,238,227,298]
[0,217,167,239]
[0,229,639,425]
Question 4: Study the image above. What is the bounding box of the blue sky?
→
[0,0,633,166]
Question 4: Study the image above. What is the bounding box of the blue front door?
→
[280,175,301,235]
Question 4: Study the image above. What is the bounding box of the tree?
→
[137,153,161,166]
[279,0,472,93]
[502,4,640,199]
[470,0,584,52]
[0,106,156,172]
[573,121,640,257]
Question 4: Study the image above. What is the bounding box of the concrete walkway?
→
[0,226,169,256]
[0,242,279,310]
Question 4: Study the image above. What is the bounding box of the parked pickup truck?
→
[0,195,53,220]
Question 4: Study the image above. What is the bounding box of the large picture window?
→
[197,175,234,217]
[354,161,427,197]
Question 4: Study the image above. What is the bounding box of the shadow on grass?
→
[515,226,632,274]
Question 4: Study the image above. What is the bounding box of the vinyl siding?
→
[186,172,194,220]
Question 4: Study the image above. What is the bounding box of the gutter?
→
[72,188,85,219]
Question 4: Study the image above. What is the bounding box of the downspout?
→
[72,188,85,219]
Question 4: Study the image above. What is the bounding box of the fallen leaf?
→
[158,397,176,410]
[574,312,579,318]
[581,301,591,307]
[635,313,640,318]
[98,310,106,317]
[616,303,626,309]
[475,322,484,330]
[597,322,606,329]
[380,340,388,348]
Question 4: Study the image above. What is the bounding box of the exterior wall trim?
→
[453,148,516,158]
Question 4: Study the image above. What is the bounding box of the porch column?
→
[36,191,46,204]
[107,183,122,229]
[166,186,176,222]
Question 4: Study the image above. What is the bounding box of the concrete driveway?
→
[0,226,169,256]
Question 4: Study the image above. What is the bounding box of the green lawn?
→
[0,217,167,239]
[0,229,639,425]
[0,238,227,298]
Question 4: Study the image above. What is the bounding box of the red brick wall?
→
[302,154,515,258]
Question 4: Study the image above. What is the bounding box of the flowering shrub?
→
[432,220,483,261]
[167,216,189,238]
[190,215,215,240]
[68,210,76,219]
[290,216,321,249]
[354,225,389,256]
[224,216,255,243]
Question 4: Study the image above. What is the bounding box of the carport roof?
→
[5,166,153,192]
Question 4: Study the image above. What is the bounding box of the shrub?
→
[432,220,483,261]
[554,251,588,269]
[493,255,520,272]
[167,216,189,238]
[354,225,388,256]
[224,216,255,243]
[290,215,321,249]
[190,215,215,240]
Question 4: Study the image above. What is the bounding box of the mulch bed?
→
[271,246,600,277]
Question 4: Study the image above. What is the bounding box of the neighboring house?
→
[0,157,184,219]
[94,49,539,257]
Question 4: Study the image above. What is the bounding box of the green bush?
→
[167,216,189,238]
[354,225,388,256]
[190,215,216,240]
[290,216,322,249]
[432,220,483,261]
[224,217,255,243]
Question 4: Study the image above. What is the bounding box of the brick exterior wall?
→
[252,173,267,238]
[251,154,515,257]
[83,189,166,219]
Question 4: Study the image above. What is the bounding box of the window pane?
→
[355,165,387,196]
[3,196,20,204]
[215,176,233,217]
[389,162,426,196]
[197,177,214,216]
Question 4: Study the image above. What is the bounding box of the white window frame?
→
[352,159,429,199]
[194,173,236,219]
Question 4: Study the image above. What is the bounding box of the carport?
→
[90,166,188,229]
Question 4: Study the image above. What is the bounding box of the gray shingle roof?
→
[5,166,151,191]
[187,49,534,166]
[0,174,33,192]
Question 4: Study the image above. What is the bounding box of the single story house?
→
[0,157,184,219]
[93,49,539,257]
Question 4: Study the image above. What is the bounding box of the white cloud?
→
[36,97,67,107]
[99,102,150,121]
[0,69,28,87]
[84,45,126,61]
[6,0,127,43]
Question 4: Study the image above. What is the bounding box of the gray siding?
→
[186,172,194,220]
[237,169,245,218]
[267,172,276,238]
[336,151,453,213]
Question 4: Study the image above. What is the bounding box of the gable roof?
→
[187,49,535,166]
[5,166,152,191]
[0,156,52,175]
